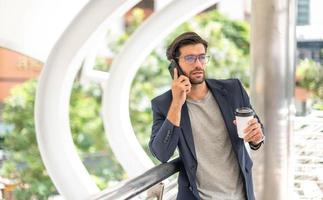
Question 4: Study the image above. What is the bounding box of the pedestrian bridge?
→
[2,0,318,199]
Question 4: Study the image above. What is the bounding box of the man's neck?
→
[187,81,208,101]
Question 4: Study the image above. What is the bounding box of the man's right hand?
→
[167,68,191,126]
[171,68,191,106]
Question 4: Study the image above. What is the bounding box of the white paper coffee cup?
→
[235,107,254,138]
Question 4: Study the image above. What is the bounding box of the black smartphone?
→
[168,59,184,79]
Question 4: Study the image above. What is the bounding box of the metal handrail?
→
[89,158,181,200]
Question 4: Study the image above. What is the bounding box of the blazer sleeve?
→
[149,100,180,163]
[237,79,265,150]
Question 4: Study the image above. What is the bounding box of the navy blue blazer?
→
[149,79,263,200]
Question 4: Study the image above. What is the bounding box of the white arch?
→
[0,0,89,62]
[35,1,140,199]
[103,0,220,177]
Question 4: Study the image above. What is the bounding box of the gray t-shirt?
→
[186,90,245,200]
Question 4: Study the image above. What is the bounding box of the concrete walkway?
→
[294,110,323,199]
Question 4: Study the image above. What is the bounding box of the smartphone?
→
[168,59,184,79]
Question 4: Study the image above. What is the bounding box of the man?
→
[149,32,264,200]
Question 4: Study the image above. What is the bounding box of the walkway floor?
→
[294,110,323,199]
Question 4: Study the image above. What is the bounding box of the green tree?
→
[1,80,56,199]
[296,59,323,110]
[0,80,125,199]
[296,59,318,90]
[296,59,323,99]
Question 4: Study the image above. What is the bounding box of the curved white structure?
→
[35,1,141,199]
[0,0,89,62]
[35,0,219,199]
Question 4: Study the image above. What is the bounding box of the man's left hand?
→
[243,118,264,145]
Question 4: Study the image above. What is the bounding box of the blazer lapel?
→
[180,103,197,161]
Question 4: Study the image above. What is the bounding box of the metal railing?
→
[89,158,181,200]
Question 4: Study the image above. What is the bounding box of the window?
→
[297,0,310,25]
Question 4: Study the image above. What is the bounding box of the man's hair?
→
[166,32,208,61]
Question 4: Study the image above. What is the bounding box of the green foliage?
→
[125,8,146,35]
[93,56,111,72]
[194,11,250,87]
[69,83,125,185]
[70,83,104,152]
[1,80,56,199]
[296,59,323,99]
[197,11,250,55]
[296,59,319,89]
[313,102,323,110]
[0,80,125,199]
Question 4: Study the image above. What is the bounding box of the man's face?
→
[178,43,207,85]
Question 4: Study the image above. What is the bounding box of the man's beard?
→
[188,69,205,85]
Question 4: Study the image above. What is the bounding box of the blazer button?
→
[191,165,196,170]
